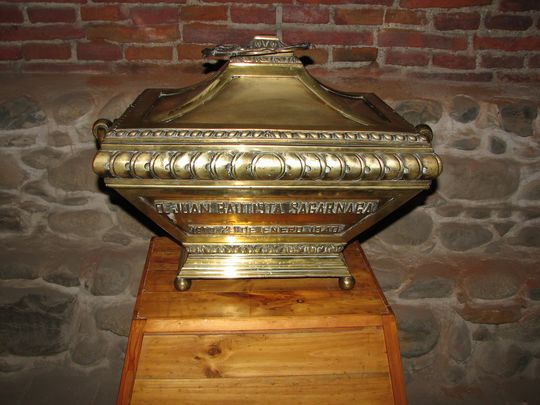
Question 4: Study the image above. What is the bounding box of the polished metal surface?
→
[93,35,442,290]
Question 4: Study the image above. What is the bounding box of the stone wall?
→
[0,70,538,405]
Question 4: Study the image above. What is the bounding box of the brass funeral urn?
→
[93,36,442,291]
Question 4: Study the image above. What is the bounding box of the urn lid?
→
[93,36,432,147]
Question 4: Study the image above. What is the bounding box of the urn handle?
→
[93,118,112,144]
[415,124,433,142]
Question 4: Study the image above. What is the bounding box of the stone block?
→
[377,209,433,246]
[21,179,55,202]
[509,226,540,247]
[0,207,26,233]
[43,264,80,287]
[478,343,531,377]
[0,95,46,129]
[394,99,442,126]
[499,309,540,342]
[450,95,480,123]
[0,154,28,189]
[0,290,76,356]
[21,148,63,169]
[440,223,492,251]
[90,252,132,296]
[458,302,522,325]
[452,137,480,150]
[463,267,521,300]
[0,260,38,280]
[95,301,134,336]
[47,130,72,147]
[489,136,507,154]
[0,134,37,148]
[521,178,540,200]
[438,156,520,200]
[370,257,406,291]
[70,333,108,366]
[48,149,100,192]
[400,276,454,299]
[499,101,537,137]
[52,91,94,125]
[48,209,113,238]
[394,305,440,358]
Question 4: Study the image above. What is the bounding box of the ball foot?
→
[339,276,356,290]
[175,277,192,291]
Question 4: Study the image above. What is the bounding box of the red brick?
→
[93,0,184,3]
[0,46,21,61]
[401,0,492,7]
[5,0,85,3]
[335,8,384,25]
[27,7,76,23]
[497,72,540,82]
[385,49,428,66]
[87,24,178,43]
[231,6,276,24]
[282,6,329,24]
[297,0,392,4]
[202,0,290,3]
[485,14,532,30]
[433,53,475,69]
[130,7,178,25]
[81,6,124,21]
[23,63,109,74]
[529,54,540,68]
[500,0,540,11]
[434,12,480,30]
[177,44,208,60]
[378,29,467,50]
[126,46,172,60]
[0,6,23,23]
[333,47,377,62]
[481,54,524,68]
[180,6,227,21]
[77,41,122,61]
[410,71,493,82]
[294,48,328,64]
[0,25,84,41]
[475,36,540,51]
[283,30,373,46]
[22,43,71,60]
[385,9,427,25]
[183,23,267,45]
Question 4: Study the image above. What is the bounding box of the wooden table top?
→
[134,237,391,333]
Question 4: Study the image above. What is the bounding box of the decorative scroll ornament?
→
[93,150,442,181]
[202,37,310,59]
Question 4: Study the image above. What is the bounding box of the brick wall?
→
[1,0,540,82]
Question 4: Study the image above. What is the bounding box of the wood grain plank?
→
[382,314,408,405]
[143,314,384,333]
[138,288,387,320]
[117,319,146,405]
[137,329,389,379]
[131,374,394,405]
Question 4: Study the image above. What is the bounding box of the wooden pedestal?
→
[118,237,407,404]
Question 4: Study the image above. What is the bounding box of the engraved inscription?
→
[185,244,346,254]
[187,224,346,234]
[155,200,379,215]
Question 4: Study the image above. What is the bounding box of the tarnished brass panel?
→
[93,35,442,290]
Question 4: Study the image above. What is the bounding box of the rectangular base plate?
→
[179,253,350,279]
